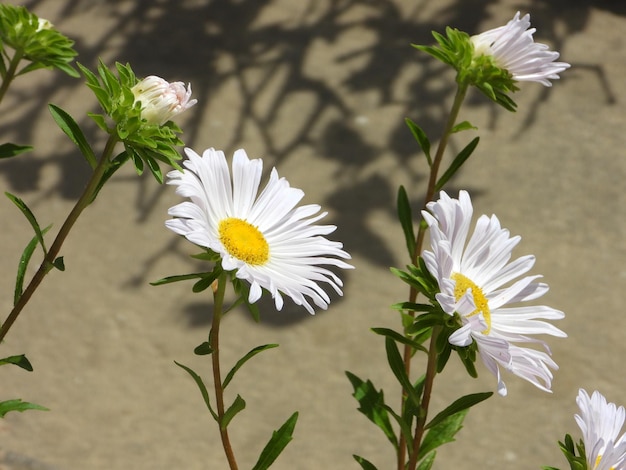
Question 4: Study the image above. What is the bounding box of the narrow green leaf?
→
[397,186,416,259]
[6,192,47,255]
[0,354,33,371]
[150,272,212,286]
[0,399,48,418]
[346,371,397,448]
[174,361,217,420]
[14,224,52,306]
[425,392,492,430]
[251,412,299,470]
[353,455,379,470]
[0,143,33,159]
[223,344,279,389]
[89,151,129,204]
[48,104,97,168]
[221,394,246,430]
[372,328,428,354]
[391,302,434,313]
[405,118,432,165]
[385,337,422,410]
[435,137,479,192]
[381,403,413,453]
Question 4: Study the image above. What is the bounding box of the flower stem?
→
[0,49,24,108]
[210,274,239,470]
[397,82,468,470]
[0,134,118,343]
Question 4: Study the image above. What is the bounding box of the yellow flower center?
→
[451,273,491,334]
[218,217,269,265]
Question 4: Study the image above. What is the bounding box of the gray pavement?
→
[1,0,625,469]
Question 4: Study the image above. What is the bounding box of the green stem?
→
[0,49,24,108]
[210,273,239,470]
[0,134,118,343]
[397,82,469,470]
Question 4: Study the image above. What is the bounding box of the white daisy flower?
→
[131,75,197,126]
[166,147,352,314]
[421,190,566,396]
[575,389,626,470]
[471,11,570,86]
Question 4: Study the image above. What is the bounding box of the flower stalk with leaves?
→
[0,52,195,418]
[346,12,570,470]
[155,147,352,469]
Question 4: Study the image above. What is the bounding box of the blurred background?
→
[1,0,625,468]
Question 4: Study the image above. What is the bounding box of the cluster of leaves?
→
[79,61,185,183]
[414,28,518,111]
[542,434,588,470]
[0,3,78,78]
[347,257,491,469]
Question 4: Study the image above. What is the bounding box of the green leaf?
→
[221,394,246,430]
[251,412,299,470]
[416,451,436,470]
[397,186,416,259]
[0,399,48,418]
[6,192,47,255]
[418,409,467,459]
[174,361,217,421]
[150,272,215,287]
[353,455,379,470]
[371,327,428,354]
[0,354,33,371]
[193,341,213,356]
[14,224,52,306]
[223,344,279,389]
[384,337,422,410]
[232,277,261,322]
[425,392,492,430]
[48,104,97,169]
[435,137,479,192]
[391,302,434,313]
[89,151,129,204]
[0,143,33,159]
[345,371,397,449]
[405,118,431,165]
[193,276,217,293]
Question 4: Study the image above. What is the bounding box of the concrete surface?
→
[1,0,625,469]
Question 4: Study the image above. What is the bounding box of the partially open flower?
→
[421,190,566,396]
[131,76,197,126]
[575,389,626,470]
[470,11,570,87]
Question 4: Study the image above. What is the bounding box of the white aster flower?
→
[421,190,566,396]
[131,75,197,125]
[576,389,626,470]
[166,147,353,314]
[471,11,570,86]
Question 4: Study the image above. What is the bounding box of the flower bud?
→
[131,76,197,126]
